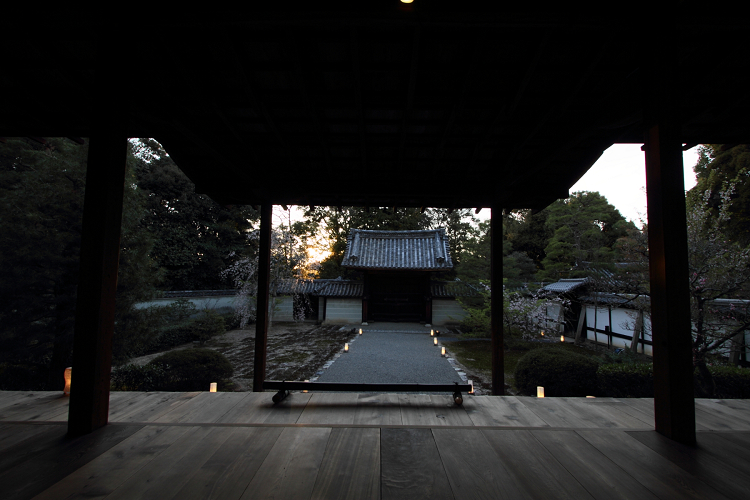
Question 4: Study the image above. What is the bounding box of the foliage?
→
[190,309,226,345]
[708,366,750,399]
[597,363,654,398]
[131,139,257,290]
[221,223,314,328]
[110,363,168,391]
[689,145,750,247]
[686,182,750,371]
[146,348,234,391]
[539,191,632,281]
[514,348,600,396]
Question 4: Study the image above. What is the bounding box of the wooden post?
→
[644,30,696,444]
[490,204,504,395]
[630,310,644,353]
[574,308,586,344]
[67,40,128,436]
[253,202,273,392]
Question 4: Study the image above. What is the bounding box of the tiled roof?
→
[316,280,363,298]
[431,281,481,298]
[341,229,453,271]
[543,278,590,293]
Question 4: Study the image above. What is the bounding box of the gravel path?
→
[314,324,465,388]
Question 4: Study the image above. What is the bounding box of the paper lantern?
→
[441,346,446,356]
[344,343,349,352]
[210,382,217,392]
[433,337,438,346]
[63,367,72,395]
[537,386,545,398]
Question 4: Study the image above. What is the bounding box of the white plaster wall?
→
[271,296,295,322]
[432,299,466,325]
[585,305,653,356]
[135,296,236,312]
[324,298,362,324]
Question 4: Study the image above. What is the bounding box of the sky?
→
[568,143,700,227]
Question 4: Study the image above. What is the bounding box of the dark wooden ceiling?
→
[2,4,749,209]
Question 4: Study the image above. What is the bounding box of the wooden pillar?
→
[68,134,127,435]
[253,202,273,392]
[644,32,696,444]
[67,40,128,436]
[490,204,504,395]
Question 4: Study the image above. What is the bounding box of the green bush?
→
[146,348,233,391]
[190,310,226,345]
[110,363,168,391]
[514,348,599,397]
[597,363,654,398]
[707,366,750,399]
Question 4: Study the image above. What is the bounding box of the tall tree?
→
[538,191,632,281]
[132,139,258,290]
[688,144,750,246]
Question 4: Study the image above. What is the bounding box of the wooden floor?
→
[2,391,750,499]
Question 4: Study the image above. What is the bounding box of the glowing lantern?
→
[434,337,438,346]
[344,343,349,353]
[468,380,474,394]
[537,386,545,398]
[561,335,565,342]
[210,383,217,392]
[441,346,446,357]
[359,328,363,335]
[63,367,72,395]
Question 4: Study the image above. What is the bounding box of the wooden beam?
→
[253,202,273,392]
[490,204,504,395]
[643,30,696,444]
[67,118,127,435]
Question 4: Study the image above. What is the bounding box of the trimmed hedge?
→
[146,348,233,391]
[110,363,168,391]
[597,363,654,398]
[514,348,599,397]
[707,366,750,399]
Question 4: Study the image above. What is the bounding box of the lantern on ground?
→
[63,367,72,395]
[537,386,545,398]
[344,343,349,353]
[210,383,217,392]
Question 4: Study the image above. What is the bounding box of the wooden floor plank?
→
[0,393,69,421]
[531,429,660,500]
[170,426,284,500]
[609,398,656,426]
[32,425,194,500]
[0,423,59,453]
[112,392,202,423]
[106,391,148,417]
[381,428,453,500]
[214,392,312,425]
[1,423,142,500]
[297,393,358,425]
[432,427,525,499]
[152,392,247,424]
[310,427,380,500]
[705,432,750,464]
[354,393,402,425]
[516,397,600,428]
[481,429,595,500]
[628,430,750,500]
[577,430,731,499]
[695,399,750,430]
[105,426,235,500]
[241,426,332,500]
[561,398,652,429]
[464,396,550,427]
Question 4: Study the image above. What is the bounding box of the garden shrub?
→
[705,366,750,399]
[146,348,233,391]
[597,363,654,398]
[190,310,226,345]
[514,348,599,396]
[110,363,168,391]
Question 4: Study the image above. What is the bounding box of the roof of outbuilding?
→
[543,278,590,293]
[341,229,453,271]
